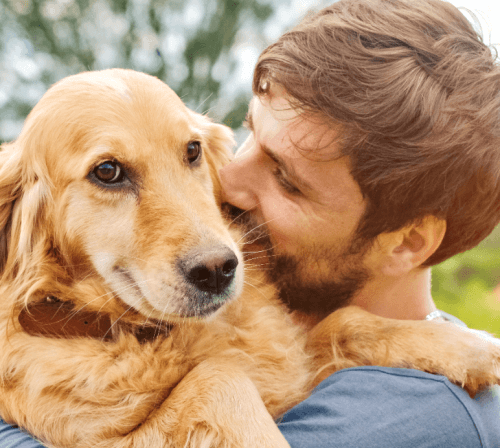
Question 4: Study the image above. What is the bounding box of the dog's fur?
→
[0,69,499,448]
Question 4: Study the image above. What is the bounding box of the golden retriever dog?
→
[0,69,499,448]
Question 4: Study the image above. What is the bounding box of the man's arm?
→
[278,366,500,448]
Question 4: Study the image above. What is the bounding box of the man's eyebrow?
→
[260,143,314,192]
[244,97,313,192]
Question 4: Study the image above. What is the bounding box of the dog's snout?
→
[180,246,238,295]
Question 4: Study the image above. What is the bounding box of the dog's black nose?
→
[180,246,238,295]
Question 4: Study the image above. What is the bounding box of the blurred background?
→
[0,0,499,335]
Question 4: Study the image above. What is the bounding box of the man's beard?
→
[223,204,371,316]
[268,250,370,316]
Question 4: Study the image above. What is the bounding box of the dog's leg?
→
[307,306,500,397]
[0,332,289,448]
[103,359,290,448]
[0,332,189,448]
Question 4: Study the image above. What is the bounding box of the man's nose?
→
[219,135,259,211]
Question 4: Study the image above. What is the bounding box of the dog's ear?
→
[192,113,235,204]
[0,142,23,270]
[0,141,49,275]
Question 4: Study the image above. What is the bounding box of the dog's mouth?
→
[102,243,242,323]
[180,298,227,318]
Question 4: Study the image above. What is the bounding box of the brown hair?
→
[253,0,500,265]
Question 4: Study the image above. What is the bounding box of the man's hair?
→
[253,0,500,266]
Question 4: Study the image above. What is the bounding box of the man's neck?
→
[350,267,437,320]
[290,268,436,330]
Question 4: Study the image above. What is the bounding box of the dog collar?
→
[18,297,171,343]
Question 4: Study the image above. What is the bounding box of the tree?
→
[0,0,282,143]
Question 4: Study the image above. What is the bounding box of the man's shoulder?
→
[278,366,500,448]
[0,421,45,447]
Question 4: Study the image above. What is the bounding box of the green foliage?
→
[0,0,283,143]
[432,225,500,336]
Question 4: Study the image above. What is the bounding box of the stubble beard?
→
[223,204,371,316]
[267,240,371,316]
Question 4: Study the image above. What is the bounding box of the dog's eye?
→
[93,161,124,184]
[186,141,202,165]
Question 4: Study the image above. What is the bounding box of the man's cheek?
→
[271,211,310,247]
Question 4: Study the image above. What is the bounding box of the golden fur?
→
[0,69,499,448]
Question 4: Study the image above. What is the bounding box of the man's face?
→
[219,91,370,317]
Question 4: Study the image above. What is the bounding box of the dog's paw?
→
[442,326,500,397]
[307,306,500,397]
[376,319,500,397]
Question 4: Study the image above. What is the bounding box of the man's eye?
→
[273,168,300,195]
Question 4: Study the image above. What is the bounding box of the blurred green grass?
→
[432,224,500,336]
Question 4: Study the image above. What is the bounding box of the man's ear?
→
[373,216,447,276]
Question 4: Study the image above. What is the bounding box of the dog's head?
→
[0,69,243,322]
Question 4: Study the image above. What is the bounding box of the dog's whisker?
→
[244,257,274,264]
[244,265,272,271]
[244,262,273,269]
[243,255,272,263]
[102,303,141,342]
[237,228,278,246]
[143,307,159,327]
[234,218,278,245]
[244,254,270,261]
[60,279,153,325]
[244,259,273,267]
[99,278,151,299]
[59,293,119,323]
[142,307,165,338]
[60,294,127,330]
[241,248,271,255]
[242,280,276,304]
[195,92,214,113]
[58,262,93,269]
[244,268,273,272]
[72,272,97,286]
[96,279,153,314]
[244,262,272,268]
[68,279,145,314]
[201,104,218,117]
[223,205,257,228]
[244,257,272,264]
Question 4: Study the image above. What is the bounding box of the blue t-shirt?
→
[0,423,45,448]
[0,367,498,447]
[278,366,500,447]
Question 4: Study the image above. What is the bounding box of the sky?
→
[447,0,500,48]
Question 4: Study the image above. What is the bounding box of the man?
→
[1,0,499,446]
[218,0,500,446]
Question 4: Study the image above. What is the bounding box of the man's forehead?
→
[249,94,343,162]
[250,93,299,124]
